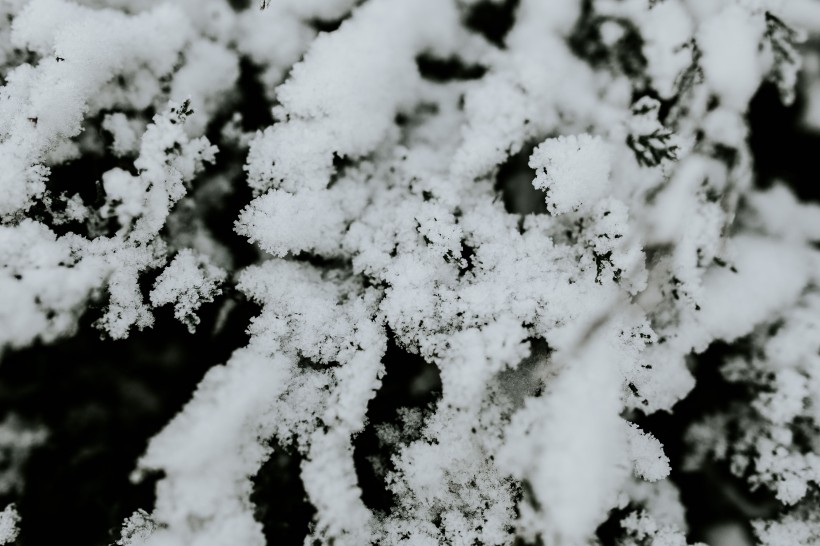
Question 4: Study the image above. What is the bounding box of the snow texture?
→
[0,0,818,545]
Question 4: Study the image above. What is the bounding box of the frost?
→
[1,0,193,217]
[0,0,819,545]
[102,112,145,157]
[0,505,19,546]
[763,12,806,105]
[754,505,820,546]
[639,1,695,99]
[685,290,820,506]
[618,509,707,546]
[626,97,683,168]
[0,220,109,350]
[626,422,671,482]
[529,134,613,215]
[497,334,630,543]
[101,100,217,244]
[117,509,160,546]
[132,260,386,545]
[697,4,766,110]
[244,0,462,194]
[150,249,226,332]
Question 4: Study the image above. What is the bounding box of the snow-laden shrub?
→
[2,0,820,545]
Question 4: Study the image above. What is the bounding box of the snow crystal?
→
[529,134,613,215]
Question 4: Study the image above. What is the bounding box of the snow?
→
[0,505,19,546]
[640,0,695,99]
[498,334,631,543]
[529,134,613,215]
[697,4,766,110]
[245,0,462,194]
[1,0,193,216]
[626,422,671,482]
[149,249,226,332]
[0,0,819,545]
